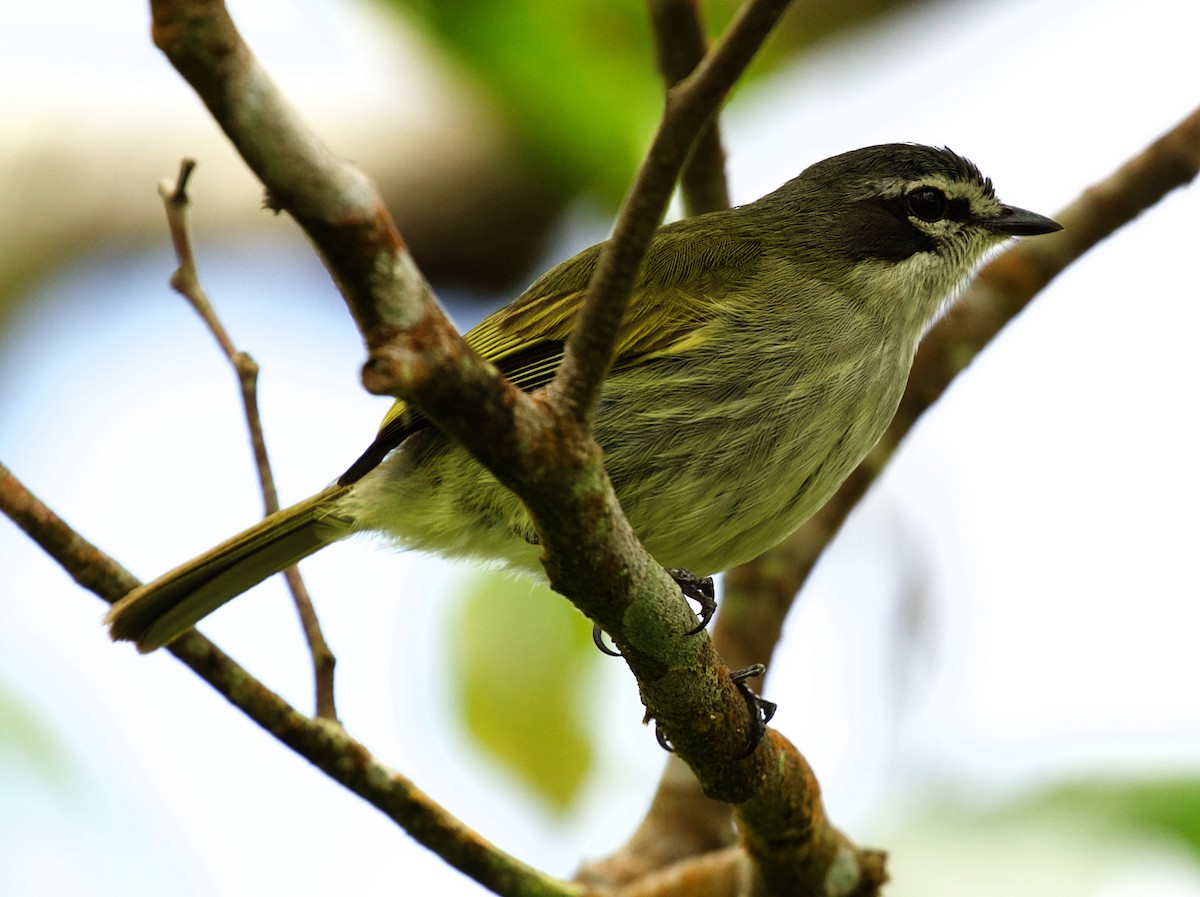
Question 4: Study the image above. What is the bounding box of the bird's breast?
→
[595,323,913,574]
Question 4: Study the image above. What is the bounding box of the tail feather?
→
[107,484,354,652]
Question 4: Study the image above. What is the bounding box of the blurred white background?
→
[2,0,1199,895]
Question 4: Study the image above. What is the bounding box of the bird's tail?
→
[106,484,354,652]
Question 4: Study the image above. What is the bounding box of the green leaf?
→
[447,570,600,811]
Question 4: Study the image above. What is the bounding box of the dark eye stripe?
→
[844,198,938,261]
[945,197,972,222]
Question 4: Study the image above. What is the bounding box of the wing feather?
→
[339,226,762,484]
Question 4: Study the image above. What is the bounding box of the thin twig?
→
[0,462,584,897]
[648,0,731,215]
[146,0,549,496]
[552,0,792,424]
[158,159,338,721]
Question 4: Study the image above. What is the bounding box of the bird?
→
[107,143,1061,652]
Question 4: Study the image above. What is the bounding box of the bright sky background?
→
[1,0,1199,895]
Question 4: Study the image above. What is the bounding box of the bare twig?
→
[281,567,336,719]
[552,0,792,423]
[146,0,550,504]
[158,159,338,721]
[648,0,731,215]
[1,464,141,599]
[0,462,584,897]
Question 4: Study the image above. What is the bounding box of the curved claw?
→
[594,569,714,652]
[591,623,622,657]
[666,568,717,635]
[730,664,777,759]
[649,666,774,757]
[654,723,674,753]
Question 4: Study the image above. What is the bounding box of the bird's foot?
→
[730,663,776,758]
[590,568,716,657]
[665,568,716,635]
[651,664,776,757]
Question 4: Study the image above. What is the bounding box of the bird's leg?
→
[590,567,717,656]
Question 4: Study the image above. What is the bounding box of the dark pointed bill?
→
[984,204,1063,236]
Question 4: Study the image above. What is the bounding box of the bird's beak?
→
[984,204,1063,236]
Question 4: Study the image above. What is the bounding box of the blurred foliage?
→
[448,570,601,811]
[397,0,709,199]
[1046,779,1200,857]
[884,781,1200,897]
[0,686,74,790]
[392,0,923,203]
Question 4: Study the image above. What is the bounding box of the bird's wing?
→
[338,227,762,484]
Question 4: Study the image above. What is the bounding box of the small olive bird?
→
[108,144,1061,652]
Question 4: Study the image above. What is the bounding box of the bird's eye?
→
[906,187,948,222]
